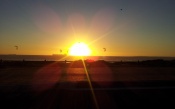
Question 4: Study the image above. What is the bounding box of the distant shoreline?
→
[1,59,175,68]
[0,54,175,62]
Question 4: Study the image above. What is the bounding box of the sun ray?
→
[89,27,119,45]
[70,17,77,40]
[88,20,129,47]
[81,57,99,109]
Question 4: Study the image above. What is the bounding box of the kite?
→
[60,49,62,53]
[103,48,106,52]
[14,46,18,50]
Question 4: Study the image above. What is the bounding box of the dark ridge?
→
[1,59,175,68]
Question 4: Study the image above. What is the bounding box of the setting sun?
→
[69,42,91,56]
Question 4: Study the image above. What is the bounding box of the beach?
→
[1,0,175,108]
[0,60,175,109]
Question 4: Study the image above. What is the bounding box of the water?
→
[0,55,174,61]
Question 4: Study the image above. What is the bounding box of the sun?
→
[69,42,91,56]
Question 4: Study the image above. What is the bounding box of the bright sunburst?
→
[69,42,91,56]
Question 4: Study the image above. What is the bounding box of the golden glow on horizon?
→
[69,42,91,56]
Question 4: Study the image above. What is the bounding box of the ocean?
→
[0,55,174,61]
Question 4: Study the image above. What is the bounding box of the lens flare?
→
[32,63,61,92]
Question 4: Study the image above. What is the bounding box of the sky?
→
[0,0,175,56]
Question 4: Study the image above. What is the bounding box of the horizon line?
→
[0,54,175,58]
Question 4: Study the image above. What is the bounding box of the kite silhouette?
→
[103,48,106,52]
[14,46,18,50]
[60,49,62,53]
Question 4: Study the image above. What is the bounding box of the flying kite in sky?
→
[103,48,106,52]
[14,46,18,50]
[60,49,62,53]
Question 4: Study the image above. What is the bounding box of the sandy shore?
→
[1,61,175,84]
[0,61,175,109]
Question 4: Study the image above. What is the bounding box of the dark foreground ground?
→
[0,60,175,109]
